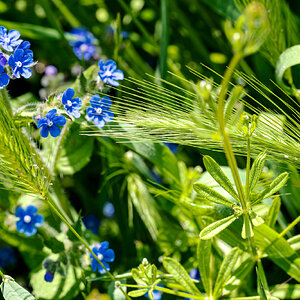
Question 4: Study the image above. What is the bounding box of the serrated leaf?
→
[203,155,239,200]
[249,151,267,192]
[1,279,36,300]
[275,45,300,94]
[200,214,238,240]
[213,247,240,298]
[265,196,281,228]
[193,183,233,207]
[128,289,149,297]
[197,239,212,296]
[251,172,289,206]
[162,257,203,297]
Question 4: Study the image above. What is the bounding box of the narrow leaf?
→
[200,214,238,240]
[128,289,149,297]
[193,183,233,207]
[1,278,36,300]
[242,213,254,239]
[203,155,239,200]
[249,151,267,192]
[197,239,212,296]
[213,247,241,298]
[162,257,203,297]
[256,266,267,300]
[251,172,289,207]
[265,196,281,228]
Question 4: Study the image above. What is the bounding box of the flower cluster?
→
[15,205,44,236]
[0,26,34,88]
[69,28,97,60]
[90,241,115,274]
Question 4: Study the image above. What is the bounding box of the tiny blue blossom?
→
[37,109,66,138]
[8,48,34,79]
[90,241,115,274]
[62,88,82,118]
[98,59,124,87]
[44,272,54,282]
[83,214,100,234]
[189,268,201,281]
[86,95,114,128]
[16,41,33,57]
[0,27,22,52]
[0,247,16,267]
[103,201,115,218]
[69,28,96,60]
[15,205,44,236]
[0,55,9,89]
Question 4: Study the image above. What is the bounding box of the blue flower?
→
[103,201,115,218]
[90,241,115,274]
[16,41,33,57]
[0,247,16,267]
[44,272,54,282]
[8,49,34,79]
[98,59,124,87]
[37,109,66,138]
[83,214,100,234]
[86,95,114,128]
[189,268,201,281]
[62,88,82,118]
[0,55,9,89]
[0,27,22,52]
[15,205,44,236]
[69,28,96,60]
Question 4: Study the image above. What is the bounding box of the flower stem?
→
[46,196,131,300]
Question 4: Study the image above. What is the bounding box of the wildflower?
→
[90,241,115,274]
[0,247,16,267]
[86,95,114,128]
[0,60,10,89]
[16,41,33,57]
[44,65,57,76]
[37,109,66,138]
[69,28,96,60]
[0,27,22,52]
[15,205,44,236]
[83,214,100,235]
[8,49,34,79]
[98,59,124,87]
[103,201,115,218]
[62,88,82,118]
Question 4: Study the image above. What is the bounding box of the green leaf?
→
[203,156,239,200]
[275,45,300,94]
[249,151,267,192]
[162,257,203,297]
[128,289,149,297]
[131,269,147,285]
[213,247,240,298]
[1,278,36,300]
[30,263,81,299]
[256,266,267,300]
[193,183,233,207]
[55,123,94,175]
[271,284,300,299]
[254,224,300,282]
[200,214,238,240]
[197,239,212,296]
[257,260,269,292]
[265,196,281,228]
[251,172,289,207]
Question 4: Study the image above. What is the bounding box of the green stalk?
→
[245,137,251,203]
[0,269,4,279]
[46,197,131,300]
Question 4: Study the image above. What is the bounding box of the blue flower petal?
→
[44,272,54,282]
[106,77,119,87]
[46,109,57,120]
[15,206,25,218]
[0,73,10,87]
[99,261,110,274]
[24,225,37,237]
[25,205,38,215]
[8,29,21,41]
[94,117,105,128]
[103,249,115,262]
[13,49,23,61]
[99,241,109,251]
[40,126,50,138]
[20,67,32,79]
[37,117,48,128]
[103,109,114,122]
[112,70,124,81]
[105,59,117,71]
[91,259,98,272]
[8,55,15,68]
[49,125,61,137]
[16,220,25,233]
[100,96,112,108]
[53,115,66,126]
[32,214,44,227]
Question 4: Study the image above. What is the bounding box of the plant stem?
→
[245,137,251,203]
[46,197,131,300]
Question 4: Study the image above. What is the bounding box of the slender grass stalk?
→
[245,137,251,203]
[45,197,131,300]
[277,215,300,239]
